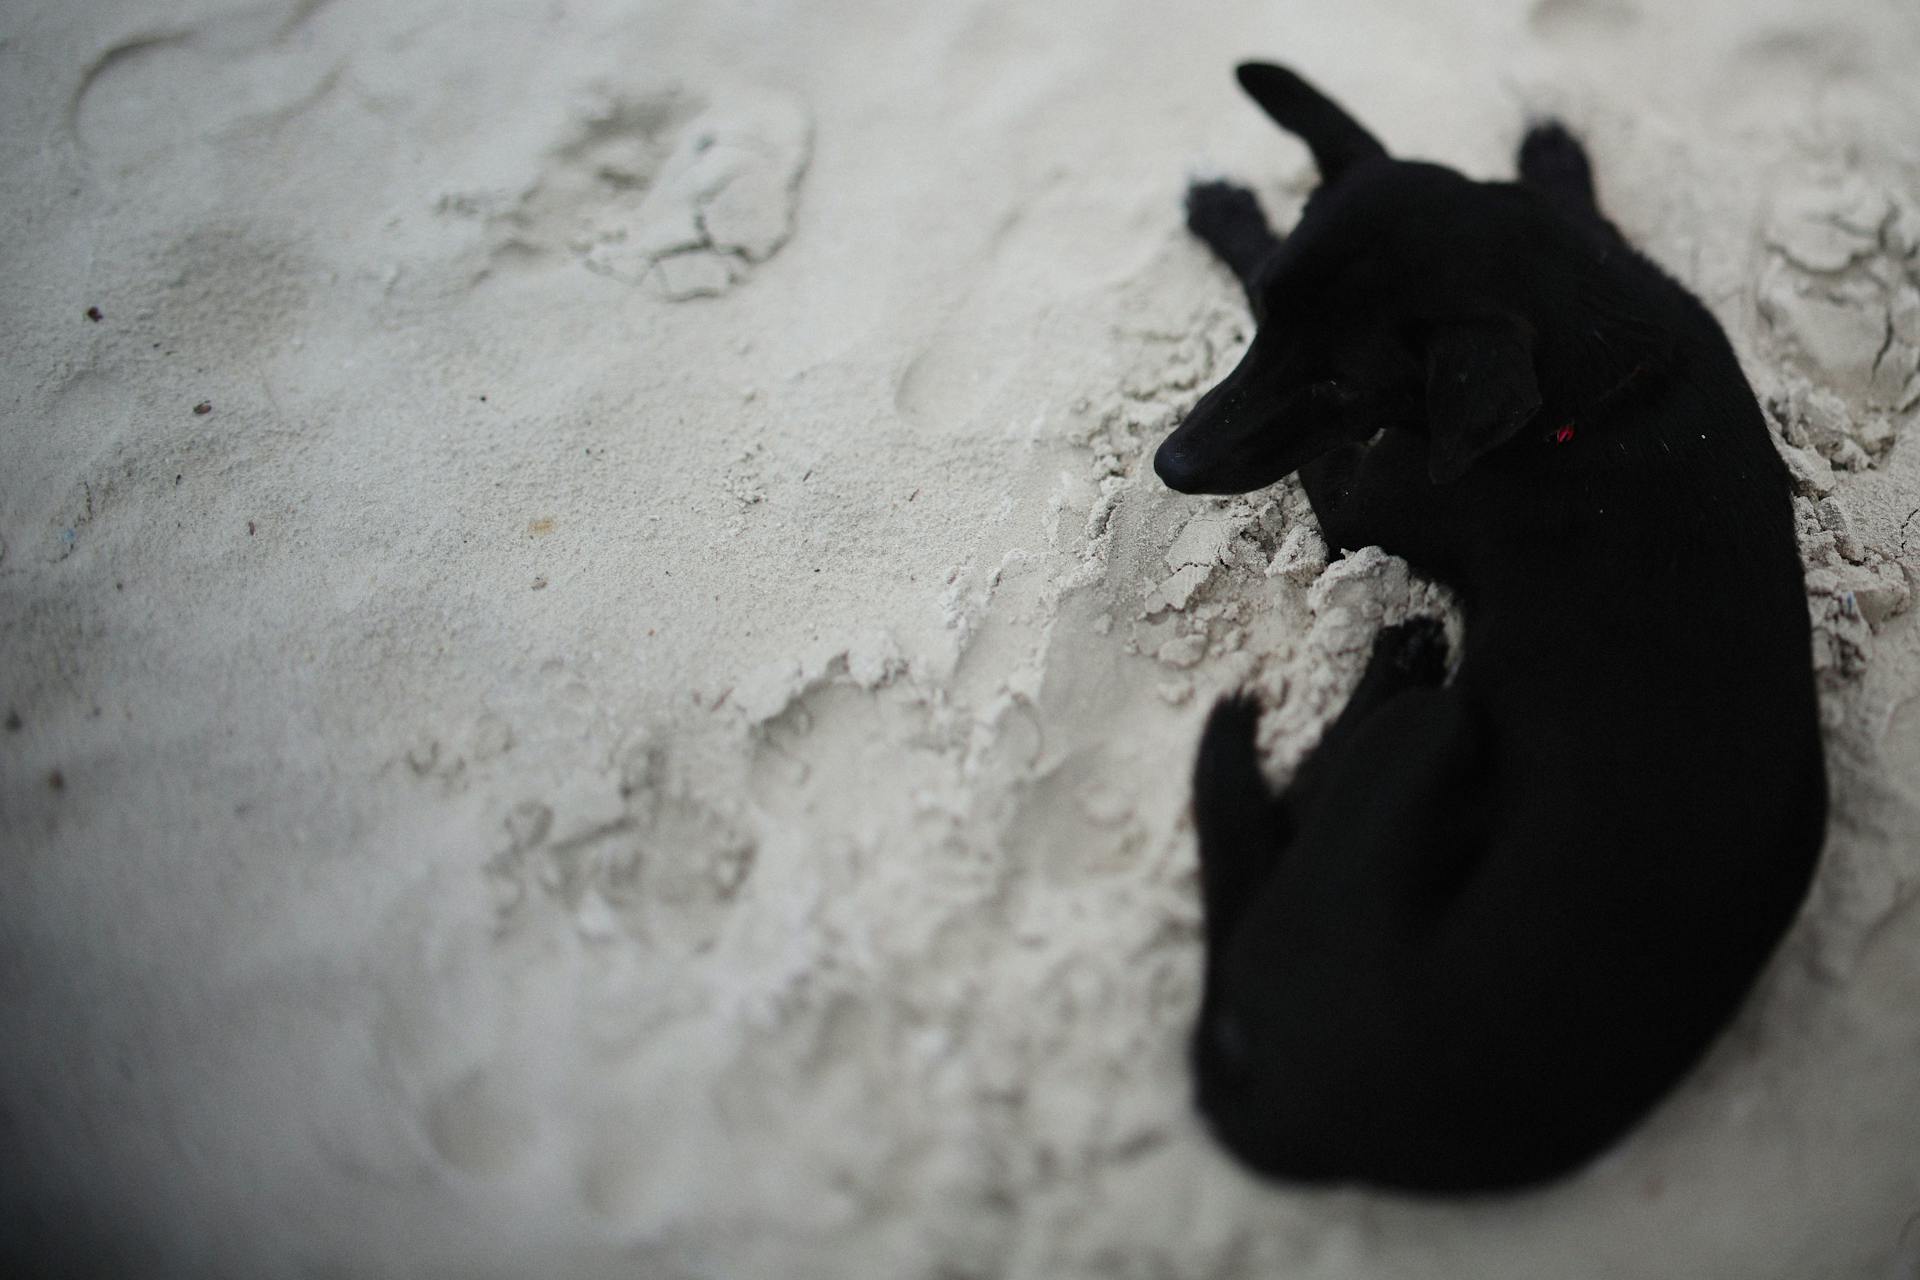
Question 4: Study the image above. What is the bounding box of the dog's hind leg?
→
[1185,180,1282,304]
[1287,617,1450,807]
[1193,619,1449,944]
[1193,694,1290,943]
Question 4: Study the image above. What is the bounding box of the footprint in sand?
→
[1528,0,1639,41]
[1735,23,1871,105]
[14,371,124,564]
[893,182,1169,429]
[1758,173,1920,417]
[69,1,342,173]
[450,84,813,301]
[421,1065,540,1175]
[1885,693,1920,808]
[485,737,757,954]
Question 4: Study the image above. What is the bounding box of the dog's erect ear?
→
[1425,314,1542,484]
[1235,63,1388,182]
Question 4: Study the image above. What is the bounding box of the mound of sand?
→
[3,1,1918,1276]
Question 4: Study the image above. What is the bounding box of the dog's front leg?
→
[1185,180,1282,305]
[1297,440,1366,543]
[1297,430,1450,570]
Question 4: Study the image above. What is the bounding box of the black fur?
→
[1161,64,1826,1192]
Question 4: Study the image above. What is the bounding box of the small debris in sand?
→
[85,306,103,322]
[503,800,553,853]
[1155,634,1208,668]
[531,577,548,591]
[48,769,65,791]
[4,710,20,732]
[193,402,212,415]
[1143,564,1211,614]
[1268,524,1331,585]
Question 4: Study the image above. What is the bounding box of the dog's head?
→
[1155,64,1666,495]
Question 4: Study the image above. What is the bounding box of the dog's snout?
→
[1155,439,1206,493]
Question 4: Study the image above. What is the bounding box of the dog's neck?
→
[1535,357,1655,446]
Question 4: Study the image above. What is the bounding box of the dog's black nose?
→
[1155,440,1204,493]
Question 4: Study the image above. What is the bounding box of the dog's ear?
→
[1235,63,1388,182]
[1424,314,1542,484]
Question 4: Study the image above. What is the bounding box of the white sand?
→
[4,0,1919,1275]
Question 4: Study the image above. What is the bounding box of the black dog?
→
[1158,65,1827,1192]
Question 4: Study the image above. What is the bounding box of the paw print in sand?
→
[1759,173,1920,417]
[484,739,756,954]
[567,85,812,300]
[447,84,811,301]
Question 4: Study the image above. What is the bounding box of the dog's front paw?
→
[1185,179,1266,240]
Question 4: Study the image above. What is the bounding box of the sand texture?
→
[4,0,1920,1276]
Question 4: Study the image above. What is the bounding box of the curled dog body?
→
[1164,65,1826,1192]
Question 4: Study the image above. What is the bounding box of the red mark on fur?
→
[1553,424,1575,445]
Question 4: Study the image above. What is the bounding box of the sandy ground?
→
[4,0,1920,1275]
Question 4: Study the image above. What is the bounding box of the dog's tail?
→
[1192,694,1288,940]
